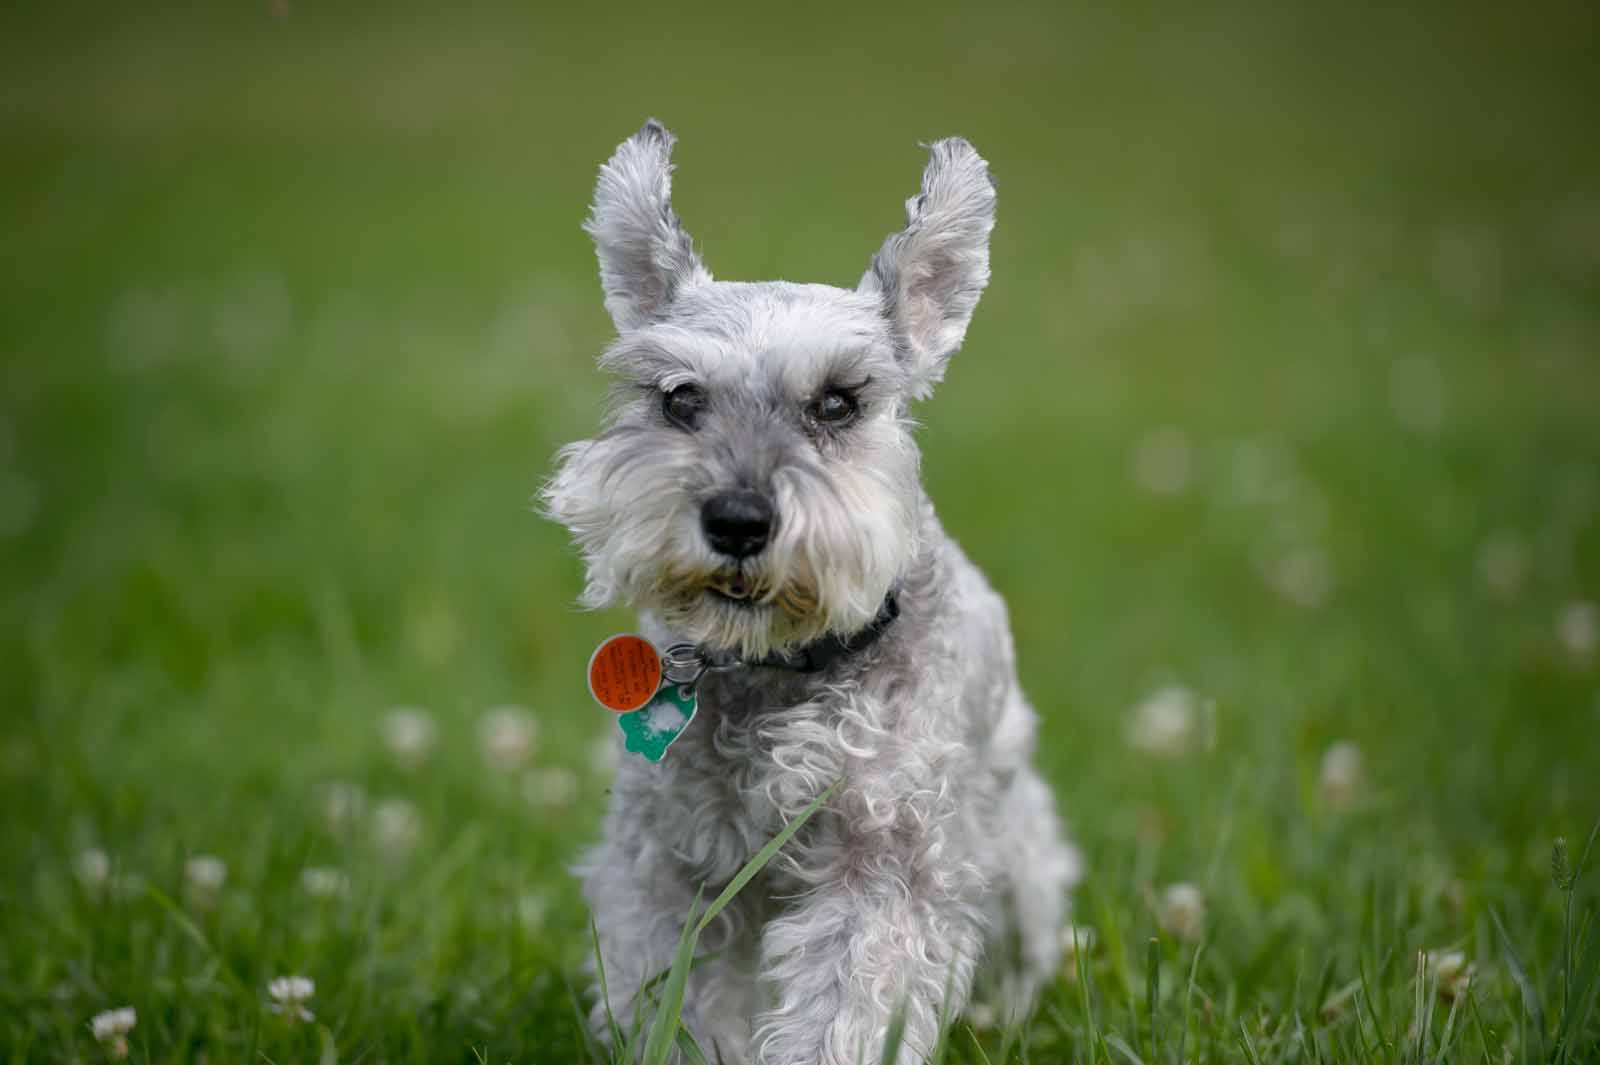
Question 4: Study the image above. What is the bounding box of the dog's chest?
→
[646,670,846,885]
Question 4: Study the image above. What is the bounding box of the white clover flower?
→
[89,1007,136,1058]
[323,780,368,832]
[299,866,349,898]
[1159,882,1206,942]
[1557,601,1598,664]
[382,706,437,770]
[522,767,579,809]
[1426,950,1474,1002]
[184,855,227,903]
[1317,741,1364,810]
[1127,687,1199,756]
[478,706,537,771]
[1129,427,1192,497]
[373,797,420,852]
[74,848,110,889]
[266,975,315,1022]
[90,1006,137,1039]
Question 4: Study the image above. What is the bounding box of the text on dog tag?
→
[587,634,664,713]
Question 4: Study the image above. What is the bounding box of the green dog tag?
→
[617,683,699,762]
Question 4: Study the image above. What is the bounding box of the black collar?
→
[713,592,901,675]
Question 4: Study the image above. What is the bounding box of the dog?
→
[544,120,1080,1065]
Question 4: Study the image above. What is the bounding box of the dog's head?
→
[544,120,995,657]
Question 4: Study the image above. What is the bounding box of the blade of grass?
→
[623,965,652,1064]
[1424,957,1440,1060]
[996,1015,1020,1065]
[1355,949,1388,1053]
[1436,983,1467,1062]
[1464,986,1494,1065]
[1092,892,1134,1017]
[1107,1029,1145,1061]
[966,1026,994,1065]
[1237,1019,1264,1065]
[675,1023,713,1065]
[1553,908,1600,1062]
[640,779,840,1065]
[695,779,841,937]
[590,917,626,1054]
[146,886,251,999]
[640,884,705,1065]
[1490,904,1547,1059]
[1351,984,1380,1063]
[1103,1033,1146,1065]
[566,973,609,1065]
[317,1024,339,1065]
[1556,813,1600,1064]
[1293,1011,1321,1065]
[1075,917,1102,1065]
[880,1002,908,1065]
[928,959,959,1065]
[1145,937,1160,1061]
[1176,939,1204,1065]
[1412,949,1426,1065]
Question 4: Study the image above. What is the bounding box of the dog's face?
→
[545,121,995,657]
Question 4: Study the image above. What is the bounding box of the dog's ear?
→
[859,138,995,399]
[585,120,711,333]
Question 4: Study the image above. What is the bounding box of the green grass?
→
[2,0,1599,1061]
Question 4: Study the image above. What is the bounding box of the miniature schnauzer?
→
[545,120,1080,1065]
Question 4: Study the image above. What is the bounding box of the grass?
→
[2,0,1598,1061]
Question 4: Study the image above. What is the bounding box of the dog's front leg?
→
[751,842,984,1065]
[582,830,758,1062]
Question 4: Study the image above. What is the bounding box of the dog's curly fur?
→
[545,120,1080,1064]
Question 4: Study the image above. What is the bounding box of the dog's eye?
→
[806,389,858,427]
[662,384,706,429]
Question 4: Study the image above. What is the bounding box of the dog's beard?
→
[648,560,830,657]
[545,426,921,659]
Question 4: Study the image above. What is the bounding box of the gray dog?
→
[545,120,1079,1065]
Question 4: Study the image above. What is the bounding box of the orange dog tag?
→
[587,634,664,713]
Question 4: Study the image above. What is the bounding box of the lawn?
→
[2,1,1598,1062]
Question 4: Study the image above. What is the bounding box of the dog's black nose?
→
[701,491,773,559]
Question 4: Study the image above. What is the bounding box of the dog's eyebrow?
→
[773,344,900,398]
[597,338,699,385]
[821,351,875,388]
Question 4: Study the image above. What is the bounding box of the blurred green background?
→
[2,1,1598,1061]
